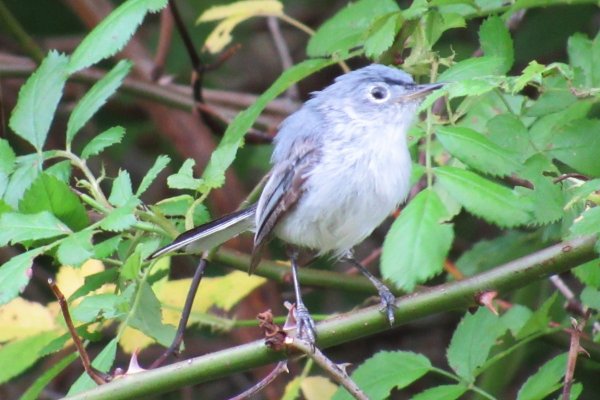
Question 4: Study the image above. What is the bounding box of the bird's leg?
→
[289,249,317,346]
[345,256,396,326]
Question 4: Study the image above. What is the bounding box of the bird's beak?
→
[397,82,445,102]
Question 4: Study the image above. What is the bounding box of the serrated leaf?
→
[108,169,134,207]
[4,155,41,209]
[81,126,126,159]
[307,0,399,58]
[517,155,564,225]
[572,259,600,289]
[381,189,453,291]
[20,173,89,231]
[526,76,577,117]
[67,60,131,143]
[479,16,513,74]
[436,126,521,177]
[516,353,567,400]
[581,286,600,309]
[447,308,506,382]
[94,236,122,259]
[120,246,142,281]
[438,56,506,82]
[516,293,558,339]
[128,281,176,346]
[137,155,170,196]
[68,0,167,73]
[0,248,43,305]
[567,31,600,88]
[512,60,546,93]
[411,384,468,400]
[364,12,403,59]
[9,51,69,151]
[424,10,465,47]
[569,206,600,238]
[0,139,16,175]
[68,268,119,302]
[0,331,58,384]
[547,119,600,176]
[486,114,533,161]
[332,351,431,400]
[167,159,203,190]
[45,160,72,183]
[0,211,71,246]
[501,304,533,337]
[57,230,94,267]
[99,198,137,231]
[200,58,335,191]
[197,0,283,54]
[435,166,533,227]
[71,293,128,323]
[528,102,591,152]
[67,338,118,395]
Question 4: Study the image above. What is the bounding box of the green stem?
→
[67,235,598,400]
[0,0,44,63]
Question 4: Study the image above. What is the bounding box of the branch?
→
[66,235,598,400]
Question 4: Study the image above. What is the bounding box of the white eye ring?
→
[368,84,391,103]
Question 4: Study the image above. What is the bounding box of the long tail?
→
[148,204,257,260]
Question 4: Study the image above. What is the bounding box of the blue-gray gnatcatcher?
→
[150,64,443,344]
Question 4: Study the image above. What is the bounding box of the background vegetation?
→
[0,0,599,399]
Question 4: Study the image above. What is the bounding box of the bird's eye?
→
[369,85,390,102]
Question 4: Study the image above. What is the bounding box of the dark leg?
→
[345,257,396,326]
[289,250,317,345]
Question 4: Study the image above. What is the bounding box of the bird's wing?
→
[249,146,320,273]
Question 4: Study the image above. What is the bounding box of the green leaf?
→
[424,10,465,47]
[67,60,132,143]
[547,119,600,176]
[127,281,176,346]
[479,16,514,74]
[137,155,170,196]
[381,188,453,291]
[511,60,546,93]
[435,166,533,227]
[572,259,600,289]
[200,58,335,191]
[569,206,600,238]
[0,211,71,246]
[120,246,142,281]
[68,0,168,73]
[364,12,403,59]
[20,173,89,231]
[4,152,41,209]
[9,51,69,151]
[45,160,72,183]
[525,76,577,117]
[516,293,558,339]
[108,169,134,207]
[81,126,126,159]
[438,56,506,82]
[0,248,43,305]
[528,102,591,152]
[306,0,399,58]
[57,230,94,267]
[411,384,468,400]
[332,351,431,400]
[501,304,533,336]
[447,307,506,382]
[67,338,118,395]
[567,32,600,88]
[516,353,567,400]
[436,126,521,177]
[0,331,58,384]
[99,198,138,232]
[167,159,202,190]
[21,352,79,400]
[0,139,16,175]
[93,236,122,259]
[486,114,534,161]
[71,293,128,323]
[69,268,119,302]
[581,286,600,310]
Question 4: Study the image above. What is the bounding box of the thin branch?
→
[0,0,44,63]
[228,361,288,400]
[67,235,598,400]
[267,16,299,101]
[151,5,174,81]
[562,317,589,400]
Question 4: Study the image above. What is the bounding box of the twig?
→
[228,361,288,400]
[549,274,600,334]
[562,317,589,400]
[48,278,111,385]
[553,173,589,184]
[267,16,299,101]
[150,258,209,369]
[151,5,174,81]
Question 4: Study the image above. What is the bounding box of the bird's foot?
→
[294,304,317,347]
[378,286,397,326]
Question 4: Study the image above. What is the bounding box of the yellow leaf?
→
[55,259,109,299]
[197,0,284,53]
[0,297,57,341]
[301,376,337,400]
[119,326,155,354]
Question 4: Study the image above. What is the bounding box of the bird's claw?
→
[378,286,397,326]
[295,304,317,347]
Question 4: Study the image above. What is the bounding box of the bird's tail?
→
[148,204,257,260]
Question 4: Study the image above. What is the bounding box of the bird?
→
[149,64,443,344]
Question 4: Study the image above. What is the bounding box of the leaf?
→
[71,293,128,323]
[516,293,558,339]
[581,286,600,310]
[67,338,118,395]
[411,384,468,400]
[436,126,521,177]
[3,154,41,208]
[120,246,142,281]
[0,139,16,175]
[108,169,134,207]
[434,166,533,227]
[127,281,176,346]
[136,155,170,196]
[567,32,600,88]
[479,16,514,74]
[0,211,71,246]
[197,0,284,54]
[572,259,600,289]
[569,207,600,238]
[45,160,72,182]
[547,119,600,176]
[20,352,79,400]
[438,56,506,82]
[307,0,399,58]
[68,268,118,302]
[301,376,338,400]
[446,307,506,382]
[501,304,533,337]
[486,114,534,161]
[0,248,43,305]
[512,60,546,93]
[332,351,431,400]
[68,0,168,73]
[424,10,465,47]
[364,12,403,59]
[525,76,577,117]
[200,58,335,191]
[94,236,122,259]
[516,353,568,400]
[381,189,453,291]
[66,60,132,143]
[99,197,138,231]
[167,159,203,190]
[0,331,58,384]
[81,126,126,159]
[9,51,69,151]
[57,230,94,267]
[517,155,564,225]
[20,173,89,231]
